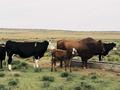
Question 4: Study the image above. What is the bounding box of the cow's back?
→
[57,40,81,50]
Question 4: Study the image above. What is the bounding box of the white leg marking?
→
[35,59,39,68]
[113,47,117,50]
[34,63,36,68]
[8,64,12,71]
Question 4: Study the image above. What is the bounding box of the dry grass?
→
[0,29,120,42]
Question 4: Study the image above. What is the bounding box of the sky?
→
[0,0,120,31]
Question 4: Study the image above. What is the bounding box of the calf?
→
[51,48,77,72]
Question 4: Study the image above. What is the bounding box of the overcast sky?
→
[0,0,120,31]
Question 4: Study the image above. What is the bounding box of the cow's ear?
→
[97,40,102,45]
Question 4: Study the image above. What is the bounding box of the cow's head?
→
[0,44,5,47]
[48,40,56,50]
[102,42,116,56]
[97,40,105,54]
[72,48,78,56]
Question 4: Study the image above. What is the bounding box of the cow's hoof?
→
[51,69,53,72]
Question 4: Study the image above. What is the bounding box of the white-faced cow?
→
[5,40,49,70]
[57,37,105,69]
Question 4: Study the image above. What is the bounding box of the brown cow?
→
[51,49,77,72]
[57,37,105,69]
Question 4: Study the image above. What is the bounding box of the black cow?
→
[98,42,116,61]
[5,40,49,70]
[0,46,6,68]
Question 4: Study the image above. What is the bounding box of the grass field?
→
[0,29,120,90]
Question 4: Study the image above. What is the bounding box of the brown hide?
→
[51,49,72,72]
[57,37,104,68]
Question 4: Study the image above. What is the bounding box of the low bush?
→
[89,73,100,80]
[0,84,7,90]
[42,76,54,82]
[107,55,120,62]
[12,61,28,70]
[0,73,5,77]
[8,79,19,86]
[42,81,50,88]
[34,68,41,72]
[13,73,20,77]
[60,72,70,78]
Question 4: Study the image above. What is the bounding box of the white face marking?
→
[48,42,55,50]
[35,42,37,47]
[72,48,77,55]
[8,64,12,71]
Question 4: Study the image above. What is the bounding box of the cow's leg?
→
[64,60,67,71]
[81,59,85,68]
[51,57,54,71]
[54,60,57,71]
[81,58,86,69]
[34,56,40,69]
[69,59,72,72]
[8,55,13,71]
[60,60,63,68]
[84,60,88,69]
[99,55,102,61]
[0,60,2,69]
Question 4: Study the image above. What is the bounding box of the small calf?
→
[51,49,73,72]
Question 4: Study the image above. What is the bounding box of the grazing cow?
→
[0,46,6,68]
[57,37,105,69]
[5,40,49,70]
[98,42,116,61]
[51,48,77,72]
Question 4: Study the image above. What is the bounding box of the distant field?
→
[0,29,120,42]
[0,29,120,90]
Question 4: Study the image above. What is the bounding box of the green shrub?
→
[12,60,21,65]
[0,84,7,90]
[80,81,95,90]
[42,76,54,82]
[42,81,50,88]
[52,86,64,90]
[74,86,81,90]
[13,73,20,77]
[18,62,28,68]
[107,55,120,62]
[13,61,28,70]
[0,69,4,72]
[89,73,100,80]
[66,76,73,81]
[80,75,87,80]
[8,79,19,86]
[34,68,41,72]
[60,72,70,78]
[0,73,5,77]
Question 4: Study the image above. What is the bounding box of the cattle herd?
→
[0,37,116,72]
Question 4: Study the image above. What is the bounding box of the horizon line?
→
[0,27,120,32]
